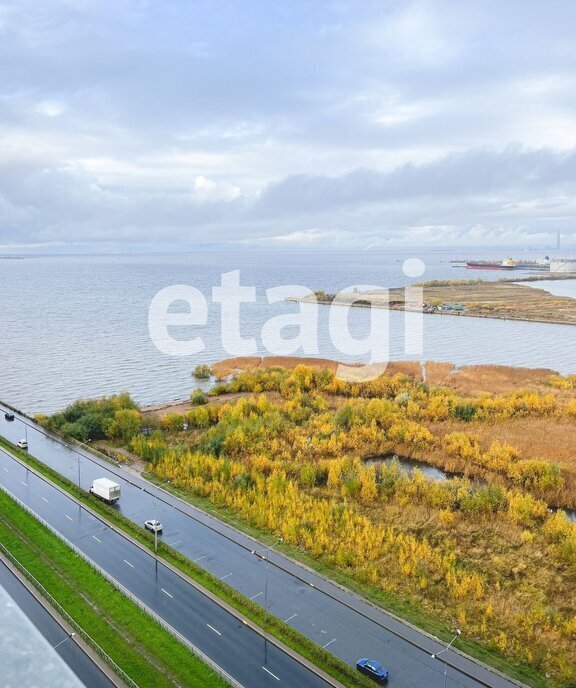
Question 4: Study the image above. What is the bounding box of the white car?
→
[16,439,28,450]
[144,519,163,533]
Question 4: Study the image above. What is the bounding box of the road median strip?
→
[0,488,230,688]
[0,548,127,688]
[0,435,373,688]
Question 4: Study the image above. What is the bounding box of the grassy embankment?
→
[0,435,374,688]
[0,487,228,688]
[35,362,576,687]
[136,363,576,688]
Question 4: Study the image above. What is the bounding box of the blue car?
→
[356,658,390,683]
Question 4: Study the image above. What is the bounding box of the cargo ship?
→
[466,259,516,270]
[465,258,550,271]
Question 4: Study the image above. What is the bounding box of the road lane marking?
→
[262,667,280,681]
[42,497,49,503]
[161,588,173,598]
[220,572,232,580]
[207,624,221,636]
[123,559,134,568]
[250,592,263,600]
[92,536,101,543]
[21,481,28,487]
[169,540,181,547]
[323,638,336,649]
[2,467,8,472]
[193,555,205,562]
[65,515,73,521]
[284,613,297,623]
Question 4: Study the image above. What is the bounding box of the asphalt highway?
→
[0,407,527,688]
[0,446,331,688]
[0,559,116,688]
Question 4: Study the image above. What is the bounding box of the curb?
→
[1,403,531,688]
[0,445,346,688]
[0,551,128,688]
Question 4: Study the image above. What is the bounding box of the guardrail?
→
[0,483,245,688]
[0,541,139,688]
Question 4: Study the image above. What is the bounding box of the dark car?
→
[356,658,389,683]
[4,413,14,421]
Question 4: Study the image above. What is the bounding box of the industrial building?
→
[550,259,576,273]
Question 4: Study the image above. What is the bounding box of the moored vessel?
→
[466,259,516,270]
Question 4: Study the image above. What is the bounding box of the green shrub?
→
[193,364,212,379]
[108,409,142,442]
[190,389,208,405]
[452,403,478,422]
[41,393,139,441]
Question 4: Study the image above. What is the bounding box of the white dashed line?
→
[169,540,181,547]
[42,497,49,503]
[123,559,134,568]
[161,588,173,598]
[207,624,221,636]
[65,515,73,521]
[262,667,280,681]
[92,536,101,543]
[220,572,233,580]
[193,555,206,563]
[250,592,263,600]
[284,613,297,623]
[323,638,336,649]
[2,467,8,472]
[21,481,27,487]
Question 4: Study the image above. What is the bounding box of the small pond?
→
[365,454,576,522]
[365,454,455,482]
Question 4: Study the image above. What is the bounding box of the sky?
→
[1,0,576,252]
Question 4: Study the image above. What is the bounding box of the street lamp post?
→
[251,537,283,624]
[154,478,172,554]
[76,452,81,488]
[153,489,158,554]
[138,485,159,554]
[141,481,170,555]
[431,629,461,688]
[53,632,75,650]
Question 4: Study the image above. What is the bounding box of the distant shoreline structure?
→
[287,275,576,326]
[450,256,576,273]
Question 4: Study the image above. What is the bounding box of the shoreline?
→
[142,357,562,416]
[285,296,576,326]
[288,277,576,326]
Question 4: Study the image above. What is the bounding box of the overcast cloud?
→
[1,0,576,251]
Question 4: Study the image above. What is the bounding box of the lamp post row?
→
[13,413,463,687]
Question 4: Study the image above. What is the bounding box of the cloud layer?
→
[1,0,576,250]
